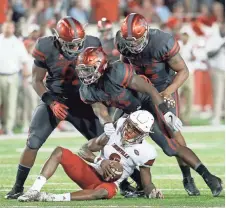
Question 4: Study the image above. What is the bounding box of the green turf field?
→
[0,130,225,207]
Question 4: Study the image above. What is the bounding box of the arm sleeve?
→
[110,62,134,88]
[32,38,48,62]
[135,141,157,167]
[154,35,180,62]
[79,86,96,104]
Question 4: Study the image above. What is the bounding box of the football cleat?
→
[17,189,40,202]
[37,192,56,202]
[204,175,222,197]
[124,190,145,198]
[5,185,24,199]
[119,180,136,196]
[183,177,200,196]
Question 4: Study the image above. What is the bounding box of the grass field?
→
[0,130,225,207]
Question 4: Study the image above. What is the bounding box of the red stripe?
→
[145,159,155,166]
[32,51,45,61]
[161,39,180,60]
[125,66,133,87]
[121,64,129,87]
[33,49,46,59]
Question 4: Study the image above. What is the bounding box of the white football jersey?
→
[92,117,157,186]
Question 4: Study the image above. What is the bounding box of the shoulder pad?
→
[150,29,180,61]
[84,35,102,48]
[32,36,54,61]
[79,85,95,104]
[133,140,157,167]
[107,61,134,88]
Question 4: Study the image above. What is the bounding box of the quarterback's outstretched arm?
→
[140,166,164,199]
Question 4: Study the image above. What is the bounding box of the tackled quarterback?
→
[18,110,163,202]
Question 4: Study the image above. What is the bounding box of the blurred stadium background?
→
[0,0,225,135]
[0,0,225,207]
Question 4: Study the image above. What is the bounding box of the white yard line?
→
[0,125,224,141]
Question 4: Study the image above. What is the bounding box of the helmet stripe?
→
[67,17,78,38]
[127,13,136,38]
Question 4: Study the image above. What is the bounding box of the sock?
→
[180,165,191,179]
[52,193,71,201]
[130,168,143,189]
[30,175,47,192]
[15,164,31,188]
[195,163,211,179]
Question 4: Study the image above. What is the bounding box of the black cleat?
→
[5,186,24,199]
[119,180,136,196]
[183,177,200,196]
[204,175,222,197]
[124,190,145,198]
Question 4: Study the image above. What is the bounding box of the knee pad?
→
[26,134,45,150]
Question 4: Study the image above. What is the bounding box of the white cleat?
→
[17,189,40,202]
[37,192,56,202]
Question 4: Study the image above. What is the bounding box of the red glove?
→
[50,101,69,120]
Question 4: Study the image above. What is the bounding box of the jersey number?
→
[109,153,121,162]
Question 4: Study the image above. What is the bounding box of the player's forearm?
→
[92,103,112,125]
[129,75,164,105]
[166,69,189,94]
[167,53,189,94]
[78,143,96,163]
[143,182,156,197]
[32,80,47,98]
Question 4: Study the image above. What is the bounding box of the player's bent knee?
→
[163,148,177,157]
[51,146,63,162]
[26,135,45,150]
[95,183,117,199]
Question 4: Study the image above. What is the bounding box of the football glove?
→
[50,101,68,120]
[104,122,116,137]
[164,112,183,132]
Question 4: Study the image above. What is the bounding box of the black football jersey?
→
[100,37,120,62]
[32,35,101,95]
[79,61,150,114]
[115,29,180,92]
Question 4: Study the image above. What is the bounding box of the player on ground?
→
[115,13,199,196]
[76,47,222,197]
[18,110,163,202]
[5,16,104,199]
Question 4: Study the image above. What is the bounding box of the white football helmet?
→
[122,110,154,145]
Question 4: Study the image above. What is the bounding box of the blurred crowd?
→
[0,0,225,135]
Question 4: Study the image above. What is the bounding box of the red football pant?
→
[60,147,117,199]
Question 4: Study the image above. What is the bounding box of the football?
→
[106,161,123,182]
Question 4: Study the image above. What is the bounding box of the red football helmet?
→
[54,16,86,59]
[120,13,149,54]
[97,17,113,40]
[75,47,108,85]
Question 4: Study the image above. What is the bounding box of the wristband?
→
[158,103,169,115]
[94,156,104,165]
[41,91,55,106]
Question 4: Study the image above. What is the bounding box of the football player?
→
[18,110,163,202]
[76,47,222,197]
[115,13,199,196]
[5,16,104,199]
[97,17,120,62]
